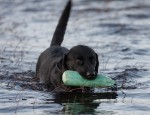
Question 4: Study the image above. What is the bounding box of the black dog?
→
[36,0,99,92]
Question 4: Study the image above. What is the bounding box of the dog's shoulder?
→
[39,46,68,59]
[49,46,69,58]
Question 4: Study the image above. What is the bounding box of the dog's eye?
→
[76,59,83,65]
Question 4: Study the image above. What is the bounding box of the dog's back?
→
[36,0,72,87]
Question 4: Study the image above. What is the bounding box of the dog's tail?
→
[50,0,72,47]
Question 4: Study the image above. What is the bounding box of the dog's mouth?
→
[85,75,97,80]
[79,72,97,80]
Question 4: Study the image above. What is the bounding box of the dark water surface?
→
[0,0,150,114]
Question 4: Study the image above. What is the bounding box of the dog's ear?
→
[95,53,99,73]
[56,54,68,71]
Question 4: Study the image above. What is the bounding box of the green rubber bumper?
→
[62,70,115,88]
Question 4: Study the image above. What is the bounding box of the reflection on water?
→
[53,92,117,114]
[0,0,150,114]
[0,88,117,114]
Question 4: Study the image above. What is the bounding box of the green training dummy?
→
[62,70,115,88]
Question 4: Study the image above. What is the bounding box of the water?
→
[0,0,150,114]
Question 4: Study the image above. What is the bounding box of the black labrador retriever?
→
[36,0,99,92]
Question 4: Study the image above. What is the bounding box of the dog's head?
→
[58,45,99,80]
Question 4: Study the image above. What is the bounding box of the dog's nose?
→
[86,72,96,80]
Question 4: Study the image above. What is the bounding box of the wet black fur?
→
[36,0,99,92]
